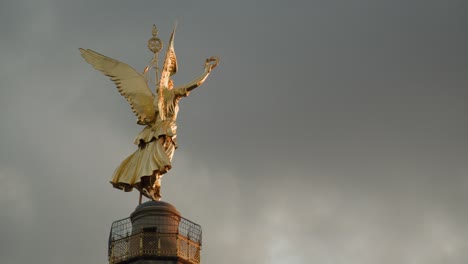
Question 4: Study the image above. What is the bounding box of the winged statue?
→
[79,25,218,202]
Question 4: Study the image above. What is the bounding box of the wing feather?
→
[158,26,178,120]
[79,48,156,124]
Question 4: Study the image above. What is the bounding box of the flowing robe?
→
[111,87,189,192]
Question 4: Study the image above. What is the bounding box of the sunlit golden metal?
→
[79,25,218,202]
[147,24,163,54]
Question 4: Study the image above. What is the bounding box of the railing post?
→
[109,242,114,264]
[157,233,161,255]
[176,234,179,256]
[187,237,190,260]
[125,237,129,258]
[139,232,143,255]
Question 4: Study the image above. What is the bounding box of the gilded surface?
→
[80,25,218,201]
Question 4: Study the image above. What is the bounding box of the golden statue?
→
[79,25,218,202]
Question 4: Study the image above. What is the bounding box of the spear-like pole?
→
[147,23,163,111]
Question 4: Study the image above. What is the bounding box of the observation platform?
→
[108,201,202,264]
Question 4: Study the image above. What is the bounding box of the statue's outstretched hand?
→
[205,56,219,72]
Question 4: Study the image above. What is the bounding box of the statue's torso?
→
[134,88,188,146]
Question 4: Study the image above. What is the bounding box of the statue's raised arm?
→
[176,56,219,92]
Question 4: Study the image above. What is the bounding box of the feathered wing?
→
[158,26,178,120]
[79,48,156,124]
[160,27,178,88]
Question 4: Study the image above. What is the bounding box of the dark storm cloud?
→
[1,0,467,263]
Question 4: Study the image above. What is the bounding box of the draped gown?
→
[110,87,189,193]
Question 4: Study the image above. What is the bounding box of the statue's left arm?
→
[175,57,219,93]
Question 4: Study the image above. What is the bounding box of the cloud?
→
[0,168,34,263]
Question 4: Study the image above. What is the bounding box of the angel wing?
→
[158,25,178,120]
[79,48,157,125]
[160,26,178,87]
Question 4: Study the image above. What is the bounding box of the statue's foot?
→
[142,187,161,201]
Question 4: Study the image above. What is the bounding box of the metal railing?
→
[108,217,202,264]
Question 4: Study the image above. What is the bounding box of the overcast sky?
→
[1,0,467,263]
